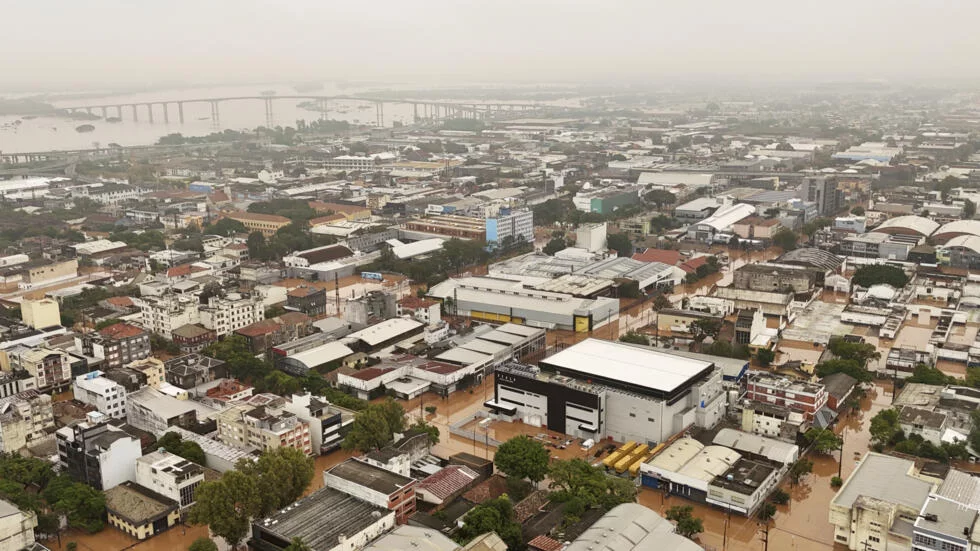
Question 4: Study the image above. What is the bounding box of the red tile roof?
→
[309,214,347,226]
[287,286,322,298]
[308,201,370,215]
[417,466,479,501]
[397,296,437,309]
[528,535,563,551]
[632,248,682,265]
[104,296,135,308]
[98,322,145,340]
[226,211,291,224]
[167,263,209,278]
[234,319,282,337]
[679,255,709,274]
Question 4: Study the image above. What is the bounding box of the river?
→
[0,81,580,154]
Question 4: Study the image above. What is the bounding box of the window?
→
[629,413,636,418]
[868,535,880,543]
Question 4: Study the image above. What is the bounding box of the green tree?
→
[66,543,77,551]
[772,228,799,251]
[619,331,649,346]
[206,217,247,237]
[341,400,406,452]
[665,505,703,539]
[283,538,312,551]
[965,199,977,220]
[548,459,635,510]
[870,408,903,446]
[831,476,843,488]
[494,436,550,483]
[188,470,261,549]
[188,537,219,551]
[607,233,633,257]
[851,265,909,288]
[42,475,106,533]
[907,363,955,385]
[827,337,881,368]
[770,488,790,505]
[805,428,843,454]
[455,497,524,550]
[850,206,865,216]
[543,237,568,256]
[970,411,980,452]
[815,359,872,383]
[757,502,777,521]
[410,420,440,445]
[689,318,722,343]
[756,348,775,367]
[788,459,814,485]
[150,432,207,466]
[644,190,676,209]
[237,447,315,517]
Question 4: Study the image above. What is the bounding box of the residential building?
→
[487,339,725,444]
[323,458,417,524]
[741,400,806,440]
[247,487,394,551]
[286,285,327,318]
[76,322,151,369]
[104,481,180,540]
[56,412,143,490]
[126,386,214,436]
[164,354,227,389]
[416,465,480,506]
[0,370,34,399]
[0,498,37,551]
[485,208,534,245]
[135,450,205,512]
[282,393,355,454]
[234,312,313,355]
[137,293,201,337]
[165,426,252,473]
[0,390,54,453]
[830,453,935,551]
[73,370,128,419]
[20,298,60,330]
[396,296,441,327]
[743,372,828,422]
[404,214,486,240]
[170,324,216,354]
[199,294,264,337]
[4,346,72,392]
[216,403,312,455]
[898,406,947,446]
[911,470,980,551]
[224,211,291,236]
[732,216,783,241]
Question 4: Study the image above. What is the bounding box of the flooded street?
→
[637,381,890,551]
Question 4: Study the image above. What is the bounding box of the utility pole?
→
[839,426,846,479]
[760,521,770,551]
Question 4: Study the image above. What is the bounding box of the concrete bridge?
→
[54,95,546,128]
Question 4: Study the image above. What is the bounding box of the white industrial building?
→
[487,339,725,443]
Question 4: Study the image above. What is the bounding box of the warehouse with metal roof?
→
[874,215,940,237]
[933,219,980,243]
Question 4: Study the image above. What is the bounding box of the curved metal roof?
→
[943,234,980,255]
[875,215,939,237]
[777,247,843,272]
[933,220,980,242]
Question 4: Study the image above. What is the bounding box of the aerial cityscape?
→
[2,3,980,551]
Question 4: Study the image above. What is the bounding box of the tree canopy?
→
[852,265,909,288]
[606,233,633,257]
[665,505,703,539]
[827,336,880,368]
[188,470,260,549]
[869,408,903,446]
[236,447,315,516]
[815,359,873,383]
[547,458,636,510]
[619,331,649,346]
[150,432,207,466]
[805,428,843,454]
[772,228,799,251]
[455,497,524,550]
[342,400,407,452]
[494,436,550,483]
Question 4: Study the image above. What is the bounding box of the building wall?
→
[98,437,142,490]
[21,298,60,329]
[0,506,37,551]
[0,415,29,453]
[107,509,180,540]
[24,259,78,286]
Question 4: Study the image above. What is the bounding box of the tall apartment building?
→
[282,393,355,455]
[4,346,72,392]
[743,372,828,422]
[135,450,205,513]
[485,208,534,246]
[73,371,128,419]
[76,323,151,369]
[216,403,312,455]
[138,294,201,337]
[0,390,54,453]
[199,294,264,337]
[56,413,142,491]
[801,175,842,216]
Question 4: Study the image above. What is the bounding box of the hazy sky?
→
[4,0,980,90]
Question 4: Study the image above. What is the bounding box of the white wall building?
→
[73,371,128,419]
[199,294,265,337]
[135,450,205,512]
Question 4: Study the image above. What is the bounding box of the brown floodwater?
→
[637,381,891,551]
[43,522,229,551]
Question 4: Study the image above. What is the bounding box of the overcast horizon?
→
[4,0,980,92]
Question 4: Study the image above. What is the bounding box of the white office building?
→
[72,371,128,419]
[135,450,205,512]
